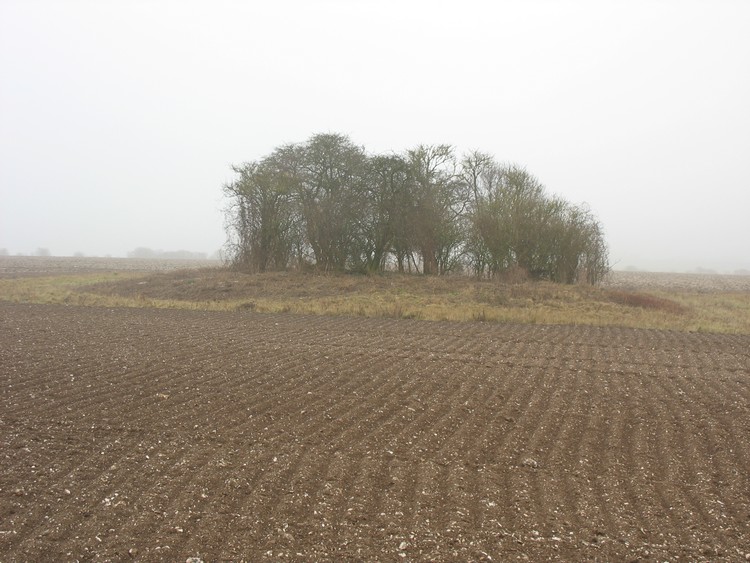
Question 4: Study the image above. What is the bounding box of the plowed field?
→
[1,302,749,562]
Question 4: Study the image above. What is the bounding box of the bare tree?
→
[357,154,413,273]
[468,163,609,283]
[224,151,298,272]
[407,145,469,275]
[461,151,502,276]
[297,133,368,272]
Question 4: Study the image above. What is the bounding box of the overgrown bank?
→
[35,269,750,334]
[2,259,748,333]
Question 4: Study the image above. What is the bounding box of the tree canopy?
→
[224,133,609,284]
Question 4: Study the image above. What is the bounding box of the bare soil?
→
[2,302,749,562]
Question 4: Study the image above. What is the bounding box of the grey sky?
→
[1,0,748,271]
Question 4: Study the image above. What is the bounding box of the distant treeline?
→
[224,133,609,284]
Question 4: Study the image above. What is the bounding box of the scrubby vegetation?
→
[224,133,609,283]
[1,259,749,333]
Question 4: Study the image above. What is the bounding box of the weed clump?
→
[608,290,687,314]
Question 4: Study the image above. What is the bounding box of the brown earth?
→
[1,302,749,562]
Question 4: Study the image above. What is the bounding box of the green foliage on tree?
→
[223,133,609,284]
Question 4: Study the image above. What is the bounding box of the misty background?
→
[1,0,748,273]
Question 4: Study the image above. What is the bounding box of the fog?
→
[1,0,748,272]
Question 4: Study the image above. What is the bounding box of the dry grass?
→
[1,267,749,334]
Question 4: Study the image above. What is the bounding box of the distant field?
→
[1,255,748,291]
[0,255,220,277]
[605,270,750,293]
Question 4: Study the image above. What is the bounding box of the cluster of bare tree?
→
[224,133,609,283]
